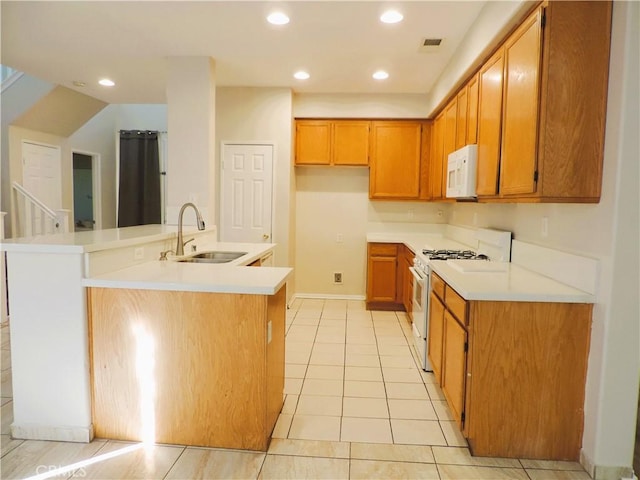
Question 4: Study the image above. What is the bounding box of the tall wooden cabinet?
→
[427,272,592,460]
[476,2,612,202]
[429,113,446,200]
[476,48,505,197]
[369,121,423,199]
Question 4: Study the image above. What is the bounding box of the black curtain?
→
[118,130,161,227]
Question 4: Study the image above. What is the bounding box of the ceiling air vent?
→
[419,38,444,53]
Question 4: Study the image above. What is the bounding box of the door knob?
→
[263,234,270,240]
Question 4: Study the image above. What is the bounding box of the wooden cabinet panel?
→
[467,73,479,144]
[466,301,592,460]
[537,1,611,201]
[369,243,397,256]
[369,121,422,199]
[295,120,331,165]
[402,247,415,319]
[442,310,467,429]
[367,256,397,303]
[427,291,445,384]
[333,120,370,166]
[456,88,468,150]
[430,113,445,200]
[500,7,543,196]
[442,100,458,192]
[476,48,505,196]
[431,272,445,301]
[89,287,285,451]
[419,122,433,200]
[445,285,468,325]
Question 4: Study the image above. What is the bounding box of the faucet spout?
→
[176,202,205,256]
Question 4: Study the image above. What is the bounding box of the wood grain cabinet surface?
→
[88,286,286,452]
[369,121,424,200]
[476,1,612,202]
[295,119,369,166]
[429,113,446,200]
[427,271,592,460]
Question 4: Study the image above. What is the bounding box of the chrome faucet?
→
[176,202,206,256]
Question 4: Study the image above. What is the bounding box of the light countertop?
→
[365,232,473,255]
[0,225,201,254]
[82,261,292,295]
[428,260,594,303]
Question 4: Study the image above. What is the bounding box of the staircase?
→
[11,182,70,237]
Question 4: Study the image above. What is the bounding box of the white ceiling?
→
[1,1,488,104]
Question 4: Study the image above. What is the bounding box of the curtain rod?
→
[118,130,167,133]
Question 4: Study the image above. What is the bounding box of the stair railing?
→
[11,182,70,237]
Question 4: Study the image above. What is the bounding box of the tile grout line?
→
[160,445,187,480]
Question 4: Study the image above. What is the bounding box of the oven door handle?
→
[409,267,425,283]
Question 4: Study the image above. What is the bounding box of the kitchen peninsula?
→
[1,225,292,451]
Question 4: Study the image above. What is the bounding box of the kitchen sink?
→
[177,251,248,264]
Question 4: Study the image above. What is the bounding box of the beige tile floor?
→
[0,300,592,479]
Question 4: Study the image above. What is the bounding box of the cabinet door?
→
[467,73,479,144]
[428,292,445,384]
[476,48,505,196]
[370,121,422,199]
[295,120,331,165]
[430,113,445,200]
[367,256,397,303]
[442,310,467,429]
[333,121,370,166]
[456,88,468,150]
[499,7,543,195]
[442,100,458,192]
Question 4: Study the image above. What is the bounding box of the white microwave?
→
[446,144,478,199]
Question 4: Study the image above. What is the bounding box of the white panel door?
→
[221,144,273,243]
[22,141,62,209]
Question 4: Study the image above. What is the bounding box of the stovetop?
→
[422,249,489,261]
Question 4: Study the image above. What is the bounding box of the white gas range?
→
[409,228,512,371]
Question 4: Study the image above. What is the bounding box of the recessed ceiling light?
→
[372,70,389,80]
[380,10,403,24]
[267,12,290,25]
[294,71,310,80]
[98,78,115,87]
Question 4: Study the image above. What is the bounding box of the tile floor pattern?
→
[0,300,592,479]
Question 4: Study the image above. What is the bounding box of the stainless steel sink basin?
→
[177,251,248,264]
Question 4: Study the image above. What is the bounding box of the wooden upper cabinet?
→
[295,119,369,166]
[369,121,422,199]
[295,120,331,165]
[332,121,370,166]
[430,113,445,200]
[535,1,612,201]
[476,47,505,197]
[499,7,543,196]
[466,73,479,145]
[455,88,468,150]
[442,99,458,194]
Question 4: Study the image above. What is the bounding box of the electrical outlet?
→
[333,272,343,284]
[407,209,415,219]
[134,246,144,260]
[336,233,344,243]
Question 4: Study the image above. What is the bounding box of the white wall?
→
[1,74,54,237]
[69,104,168,229]
[215,87,294,270]
[448,1,639,475]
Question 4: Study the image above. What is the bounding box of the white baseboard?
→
[580,449,635,480]
[11,423,94,443]
[290,293,366,302]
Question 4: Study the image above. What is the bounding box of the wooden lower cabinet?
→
[428,272,592,460]
[88,286,286,451]
[366,242,415,312]
[441,310,467,431]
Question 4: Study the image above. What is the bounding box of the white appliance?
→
[446,144,478,199]
[412,228,512,371]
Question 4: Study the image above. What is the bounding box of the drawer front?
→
[431,272,445,301]
[445,285,468,324]
[369,243,398,256]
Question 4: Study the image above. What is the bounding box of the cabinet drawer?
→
[445,285,468,324]
[369,243,398,256]
[431,272,445,301]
